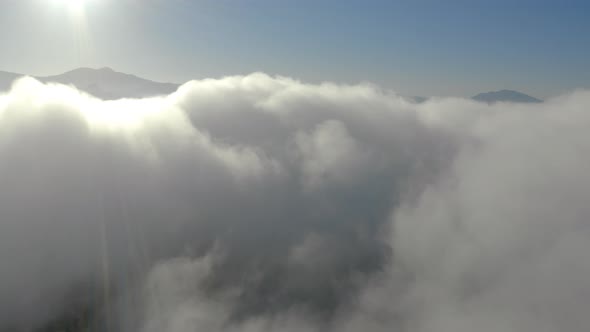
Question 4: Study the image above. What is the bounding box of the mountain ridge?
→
[0,67,179,100]
[472,89,542,103]
[1,69,543,103]
[0,70,22,92]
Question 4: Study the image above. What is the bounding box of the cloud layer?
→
[0,75,589,332]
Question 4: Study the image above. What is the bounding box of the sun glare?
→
[54,0,93,16]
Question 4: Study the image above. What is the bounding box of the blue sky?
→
[0,0,589,97]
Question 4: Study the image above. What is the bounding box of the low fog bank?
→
[0,75,589,332]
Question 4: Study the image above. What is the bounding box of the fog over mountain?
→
[0,68,544,103]
[0,68,179,100]
[472,89,543,103]
[0,71,20,92]
[0,75,589,332]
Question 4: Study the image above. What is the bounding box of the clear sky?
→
[0,0,588,98]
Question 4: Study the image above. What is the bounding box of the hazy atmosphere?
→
[1,1,590,332]
[2,0,590,97]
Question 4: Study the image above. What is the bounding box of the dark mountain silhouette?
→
[0,67,179,99]
[472,89,542,103]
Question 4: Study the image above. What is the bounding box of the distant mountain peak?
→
[31,67,181,100]
[62,67,98,74]
[0,67,181,99]
[472,90,542,103]
[60,67,123,76]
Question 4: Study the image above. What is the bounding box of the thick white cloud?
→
[0,75,589,332]
[385,91,590,332]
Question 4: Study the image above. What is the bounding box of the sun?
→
[53,0,94,16]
